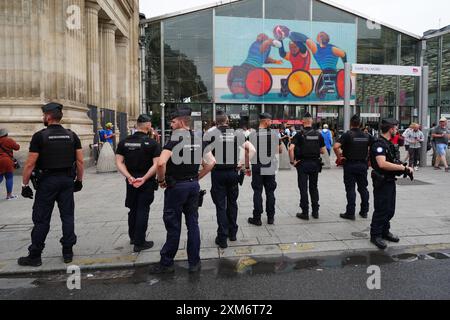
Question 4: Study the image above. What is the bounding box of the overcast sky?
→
[140,0,450,36]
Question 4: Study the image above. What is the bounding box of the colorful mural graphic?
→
[215,17,357,104]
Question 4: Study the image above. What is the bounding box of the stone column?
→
[85,0,101,106]
[99,20,117,110]
[116,37,129,113]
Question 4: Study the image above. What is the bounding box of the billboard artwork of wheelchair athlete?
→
[215,16,357,104]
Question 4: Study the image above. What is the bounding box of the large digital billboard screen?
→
[215,16,357,105]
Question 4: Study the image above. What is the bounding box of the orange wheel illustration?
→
[336,69,351,99]
[287,70,314,98]
[245,68,273,96]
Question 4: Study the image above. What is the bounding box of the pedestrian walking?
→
[18,102,84,266]
[402,124,413,163]
[320,124,333,156]
[432,117,450,172]
[403,123,424,170]
[116,114,161,253]
[0,129,20,200]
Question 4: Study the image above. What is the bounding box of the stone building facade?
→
[0,0,140,164]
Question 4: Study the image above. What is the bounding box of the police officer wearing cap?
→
[204,111,255,249]
[333,114,375,220]
[248,113,283,226]
[19,102,84,266]
[150,107,216,274]
[289,112,326,220]
[116,114,161,253]
[370,118,414,249]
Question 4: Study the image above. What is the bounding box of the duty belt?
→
[213,166,238,171]
[175,176,199,182]
[41,168,73,175]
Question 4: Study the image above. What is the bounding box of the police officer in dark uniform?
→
[150,107,216,274]
[370,118,414,249]
[116,114,161,253]
[19,102,84,266]
[289,112,326,220]
[333,115,375,220]
[204,111,255,249]
[248,113,282,226]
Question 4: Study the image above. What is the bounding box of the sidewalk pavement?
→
[1,157,449,275]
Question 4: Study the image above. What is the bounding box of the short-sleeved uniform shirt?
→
[116,132,161,178]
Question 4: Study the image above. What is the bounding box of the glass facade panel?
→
[312,1,355,23]
[163,10,213,103]
[265,0,311,21]
[425,38,439,108]
[357,18,398,65]
[215,0,262,18]
[145,23,161,103]
[399,35,418,120]
[441,34,450,112]
[357,74,397,119]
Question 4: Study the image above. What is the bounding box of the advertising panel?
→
[215,16,357,105]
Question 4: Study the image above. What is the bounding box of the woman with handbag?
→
[0,129,20,200]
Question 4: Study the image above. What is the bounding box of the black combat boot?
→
[340,213,356,221]
[296,212,309,221]
[382,232,400,243]
[370,237,387,250]
[63,247,74,264]
[215,237,228,249]
[134,241,154,253]
[18,252,42,267]
[359,211,368,219]
[248,217,262,226]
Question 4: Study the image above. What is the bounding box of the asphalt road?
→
[1,250,449,300]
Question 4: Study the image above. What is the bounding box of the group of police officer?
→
[17,102,413,271]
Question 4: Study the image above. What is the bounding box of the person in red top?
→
[279,39,311,72]
[0,129,20,200]
[391,132,400,145]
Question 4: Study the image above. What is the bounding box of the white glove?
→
[272,40,282,48]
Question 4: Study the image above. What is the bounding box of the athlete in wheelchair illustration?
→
[227,33,282,98]
[274,27,349,100]
[227,29,350,100]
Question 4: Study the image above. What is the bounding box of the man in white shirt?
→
[403,123,424,170]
